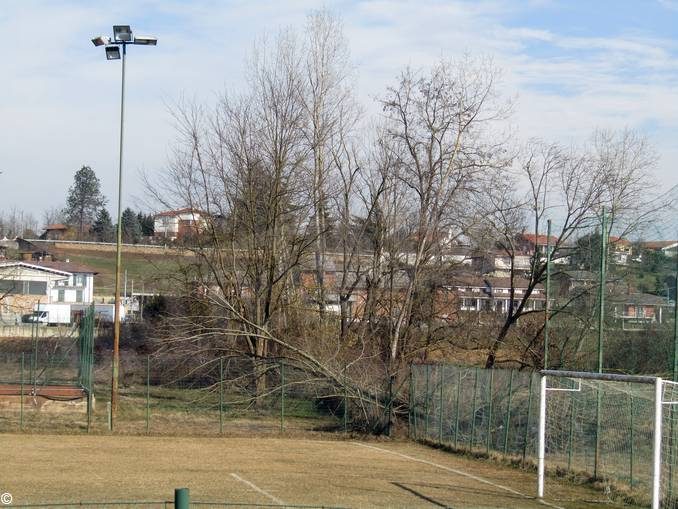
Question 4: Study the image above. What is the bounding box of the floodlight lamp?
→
[113,25,132,42]
[105,46,121,60]
[133,35,157,46]
[92,35,111,47]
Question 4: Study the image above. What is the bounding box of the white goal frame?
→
[538,370,664,509]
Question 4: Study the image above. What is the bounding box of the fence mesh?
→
[543,375,656,505]
[0,344,351,435]
[410,364,539,462]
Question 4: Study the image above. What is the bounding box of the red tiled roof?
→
[641,241,678,250]
[609,236,631,246]
[44,223,68,231]
[519,233,559,246]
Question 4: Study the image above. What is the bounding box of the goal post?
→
[537,370,675,509]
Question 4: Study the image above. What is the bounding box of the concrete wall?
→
[25,239,194,256]
[0,324,78,338]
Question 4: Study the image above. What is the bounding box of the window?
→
[76,290,83,302]
[0,280,19,294]
[27,281,47,295]
[57,289,65,302]
[462,298,477,310]
[0,280,46,295]
[75,275,86,287]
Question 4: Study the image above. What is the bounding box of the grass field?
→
[1,434,643,508]
[51,246,183,295]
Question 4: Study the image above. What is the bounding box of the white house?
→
[37,261,96,304]
[0,261,96,319]
[153,208,206,241]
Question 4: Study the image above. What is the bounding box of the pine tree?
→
[91,208,114,242]
[64,166,106,239]
[137,212,155,237]
[121,208,142,244]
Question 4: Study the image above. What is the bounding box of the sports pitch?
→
[1,434,641,508]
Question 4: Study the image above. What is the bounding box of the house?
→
[516,233,559,257]
[39,224,70,240]
[640,241,678,258]
[609,291,673,326]
[15,238,54,261]
[471,251,532,276]
[444,274,547,314]
[388,246,474,267]
[608,236,632,265]
[0,260,97,319]
[555,270,597,297]
[153,208,206,241]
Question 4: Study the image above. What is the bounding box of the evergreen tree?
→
[137,212,155,237]
[91,208,114,242]
[64,166,106,239]
[121,208,142,244]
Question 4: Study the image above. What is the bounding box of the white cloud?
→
[0,0,676,225]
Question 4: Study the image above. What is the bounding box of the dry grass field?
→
[0,434,643,508]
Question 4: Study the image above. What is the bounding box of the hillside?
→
[51,246,184,296]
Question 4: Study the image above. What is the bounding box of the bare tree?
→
[377,57,510,373]
[480,132,666,369]
[300,10,359,319]
[0,207,39,239]
[42,206,66,229]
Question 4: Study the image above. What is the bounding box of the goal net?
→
[538,370,678,509]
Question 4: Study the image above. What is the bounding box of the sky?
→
[1,0,677,232]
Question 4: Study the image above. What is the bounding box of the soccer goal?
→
[538,370,678,509]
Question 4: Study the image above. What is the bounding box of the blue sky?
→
[1,0,677,233]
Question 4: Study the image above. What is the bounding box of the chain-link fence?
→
[0,345,362,435]
[410,364,539,463]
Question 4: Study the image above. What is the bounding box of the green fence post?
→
[20,352,24,431]
[344,363,349,434]
[567,397,575,471]
[486,368,494,455]
[470,367,478,452]
[425,364,430,439]
[280,359,285,433]
[412,367,418,440]
[146,354,150,434]
[454,369,461,448]
[503,369,514,455]
[87,390,92,434]
[438,365,444,444]
[174,487,189,509]
[594,208,607,480]
[629,394,634,489]
[219,357,224,435]
[523,374,534,466]
[594,386,602,479]
[407,367,412,439]
[387,373,393,437]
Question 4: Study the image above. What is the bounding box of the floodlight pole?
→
[93,26,156,427]
[111,41,127,424]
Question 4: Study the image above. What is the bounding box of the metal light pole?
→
[92,26,157,428]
